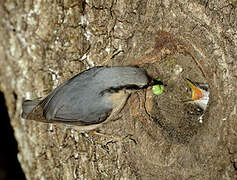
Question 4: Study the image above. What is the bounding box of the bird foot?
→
[89,131,136,145]
[100,49,123,66]
[105,134,137,145]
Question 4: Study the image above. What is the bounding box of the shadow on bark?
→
[0,92,25,180]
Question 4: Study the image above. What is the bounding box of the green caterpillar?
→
[152,78,164,95]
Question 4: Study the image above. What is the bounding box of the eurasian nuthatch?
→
[22,66,151,130]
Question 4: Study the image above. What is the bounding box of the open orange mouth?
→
[185,78,204,100]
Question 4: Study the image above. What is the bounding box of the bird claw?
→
[90,131,136,145]
[100,49,123,66]
[105,134,137,145]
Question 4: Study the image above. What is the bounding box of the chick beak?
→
[184,78,203,101]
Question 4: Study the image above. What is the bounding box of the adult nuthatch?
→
[22,66,151,130]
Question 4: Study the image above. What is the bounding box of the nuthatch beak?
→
[22,66,151,130]
[184,78,210,110]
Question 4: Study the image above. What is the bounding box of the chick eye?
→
[200,86,209,91]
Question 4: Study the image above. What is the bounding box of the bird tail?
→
[22,99,41,119]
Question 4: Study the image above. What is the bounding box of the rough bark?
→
[0,0,236,179]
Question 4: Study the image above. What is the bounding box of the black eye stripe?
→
[99,84,146,96]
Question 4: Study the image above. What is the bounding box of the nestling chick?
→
[184,78,210,111]
[22,66,151,130]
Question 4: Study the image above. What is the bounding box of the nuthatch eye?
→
[22,66,151,130]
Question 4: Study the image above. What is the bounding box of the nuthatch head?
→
[22,66,151,130]
[184,78,210,111]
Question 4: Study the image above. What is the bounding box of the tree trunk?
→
[0,0,236,179]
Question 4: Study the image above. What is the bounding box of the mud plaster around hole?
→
[142,53,208,144]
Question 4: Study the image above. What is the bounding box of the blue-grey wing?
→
[48,91,113,124]
[40,66,112,124]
